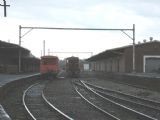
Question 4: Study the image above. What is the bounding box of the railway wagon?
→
[65,56,80,77]
[40,55,59,78]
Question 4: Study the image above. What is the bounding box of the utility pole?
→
[0,0,10,17]
[18,25,33,73]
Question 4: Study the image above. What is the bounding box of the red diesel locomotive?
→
[40,55,59,77]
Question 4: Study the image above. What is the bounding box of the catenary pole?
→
[43,40,45,56]
[133,24,135,73]
[18,25,135,73]
[19,25,21,73]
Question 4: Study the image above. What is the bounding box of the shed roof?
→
[87,40,160,61]
[0,40,30,53]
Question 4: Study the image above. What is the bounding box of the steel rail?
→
[92,86,160,112]
[41,91,74,120]
[86,84,160,119]
[22,83,40,120]
[107,79,156,92]
[83,81,160,109]
[74,86,120,120]
[80,80,158,120]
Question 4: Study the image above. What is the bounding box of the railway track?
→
[1,80,38,120]
[83,81,160,111]
[73,83,119,120]
[23,81,73,120]
[3,76,160,120]
[43,78,109,120]
[73,80,159,120]
[113,80,154,90]
[2,77,111,120]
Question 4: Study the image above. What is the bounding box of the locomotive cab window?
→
[42,58,57,65]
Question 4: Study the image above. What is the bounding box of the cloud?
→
[1,0,160,59]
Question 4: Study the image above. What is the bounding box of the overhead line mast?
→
[19,25,135,73]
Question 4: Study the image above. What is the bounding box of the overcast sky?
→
[0,0,160,59]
